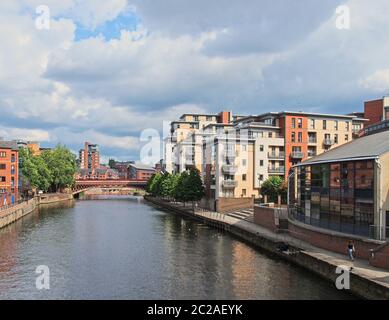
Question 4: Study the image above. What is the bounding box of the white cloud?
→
[362,69,389,93]
[0,126,50,142]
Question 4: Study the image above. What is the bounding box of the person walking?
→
[348,240,355,261]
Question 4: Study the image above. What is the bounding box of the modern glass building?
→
[288,130,389,240]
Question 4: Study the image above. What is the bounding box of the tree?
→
[260,176,286,204]
[160,173,173,199]
[19,147,51,192]
[41,145,77,192]
[185,168,205,206]
[149,173,163,196]
[169,173,180,201]
[108,158,116,169]
[174,171,189,203]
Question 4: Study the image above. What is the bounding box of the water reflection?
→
[0,197,354,299]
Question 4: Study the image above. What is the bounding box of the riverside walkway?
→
[145,197,389,299]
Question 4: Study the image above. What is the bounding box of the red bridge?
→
[73,179,147,193]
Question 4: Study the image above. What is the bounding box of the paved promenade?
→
[194,208,389,289]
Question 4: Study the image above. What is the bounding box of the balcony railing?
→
[222,180,238,188]
[268,167,285,174]
[308,138,317,144]
[222,164,237,174]
[224,150,237,158]
[323,139,334,146]
[290,152,304,159]
[307,152,317,157]
[268,152,285,159]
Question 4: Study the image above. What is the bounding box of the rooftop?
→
[300,130,389,165]
[0,141,19,151]
[129,163,156,171]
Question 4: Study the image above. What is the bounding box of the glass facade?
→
[289,160,375,237]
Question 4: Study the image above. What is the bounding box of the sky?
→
[1,0,389,163]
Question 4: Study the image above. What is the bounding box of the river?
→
[0,197,354,299]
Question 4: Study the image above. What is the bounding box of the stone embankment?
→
[0,193,73,229]
[144,196,389,300]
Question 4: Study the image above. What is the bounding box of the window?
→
[291,118,296,128]
[242,174,247,181]
[206,116,213,121]
[259,145,264,152]
[242,159,247,166]
[242,189,247,196]
[334,134,338,144]
[291,132,296,142]
[334,120,339,131]
[194,116,199,121]
[298,118,303,128]
[259,174,264,181]
[309,119,315,129]
[0,176,5,182]
[0,164,5,170]
[0,152,6,158]
[242,145,247,152]
[260,160,264,166]
[268,132,273,138]
[345,122,350,131]
[298,132,303,143]
[345,134,349,142]
[323,120,327,130]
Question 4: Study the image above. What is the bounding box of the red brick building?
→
[128,163,155,181]
[363,96,389,126]
[0,141,19,206]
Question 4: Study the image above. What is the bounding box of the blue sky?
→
[1,0,389,163]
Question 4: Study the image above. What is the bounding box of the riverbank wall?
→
[0,193,74,229]
[144,196,389,300]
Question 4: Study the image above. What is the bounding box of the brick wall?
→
[288,220,381,259]
[369,242,389,269]
[253,206,277,232]
[364,99,383,126]
[216,197,253,213]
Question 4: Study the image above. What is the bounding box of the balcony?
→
[224,150,237,159]
[222,180,238,188]
[307,152,317,158]
[308,138,317,144]
[268,152,285,159]
[323,139,334,146]
[268,167,285,174]
[290,152,304,159]
[222,164,237,174]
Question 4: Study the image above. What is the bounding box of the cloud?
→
[2,0,389,160]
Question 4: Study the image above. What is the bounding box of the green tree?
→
[260,176,286,203]
[41,145,77,192]
[149,172,163,196]
[169,173,180,200]
[160,173,173,199]
[108,158,116,169]
[185,168,205,206]
[19,147,51,192]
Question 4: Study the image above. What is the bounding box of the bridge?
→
[73,179,147,194]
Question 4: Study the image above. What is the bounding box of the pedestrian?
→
[348,240,355,261]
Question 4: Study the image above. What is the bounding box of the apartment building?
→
[79,142,100,173]
[164,111,241,173]
[248,111,368,176]
[128,163,156,181]
[364,95,389,127]
[0,141,19,206]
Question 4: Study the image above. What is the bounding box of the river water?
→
[0,197,354,299]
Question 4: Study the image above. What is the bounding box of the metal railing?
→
[323,139,334,146]
[268,167,285,174]
[268,152,285,159]
[290,152,304,159]
[222,180,238,188]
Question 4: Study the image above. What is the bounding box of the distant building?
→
[0,141,19,206]
[128,163,155,181]
[76,167,119,180]
[364,96,389,126]
[112,161,135,179]
[79,142,100,173]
